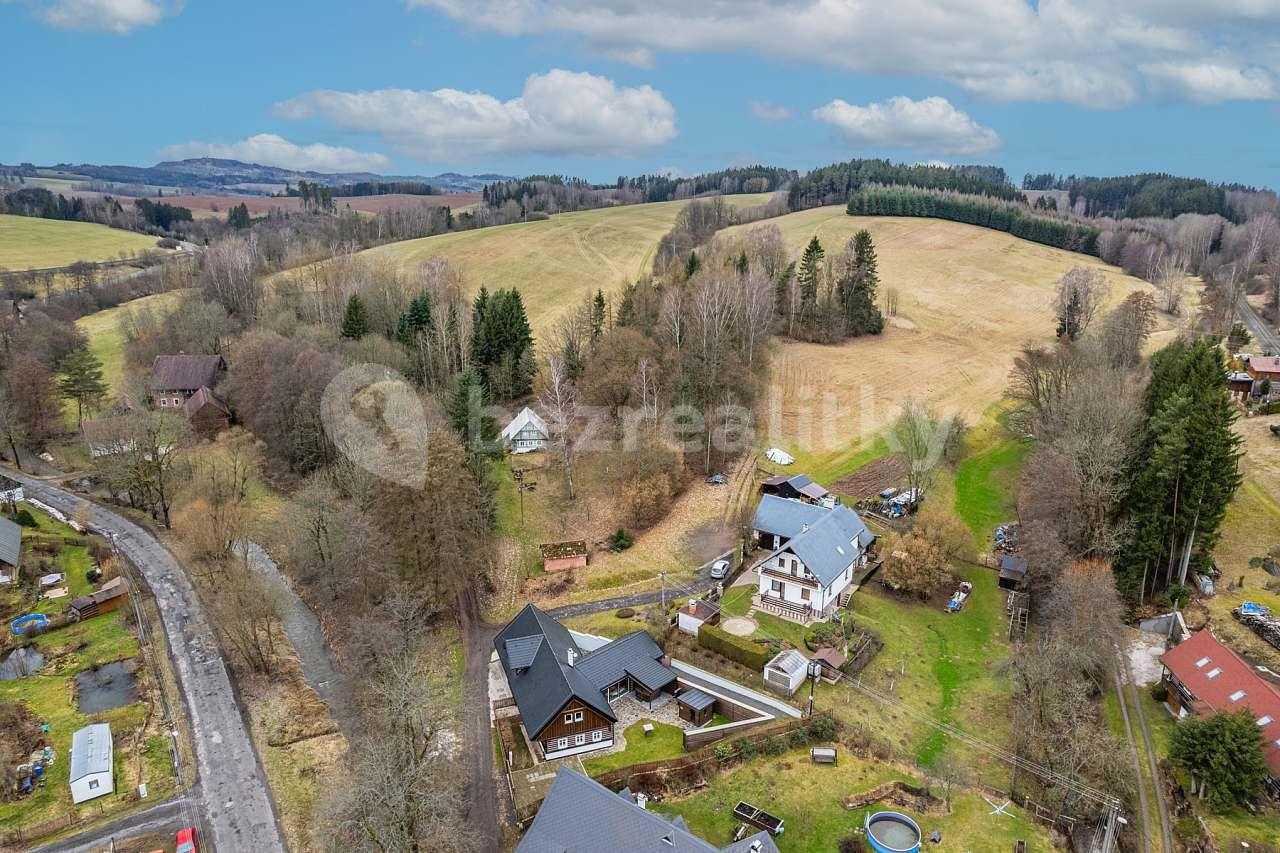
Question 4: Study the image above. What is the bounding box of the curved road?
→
[9,472,285,853]
[1237,292,1280,354]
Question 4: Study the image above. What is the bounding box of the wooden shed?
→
[676,688,717,727]
[540,541,588,573]
[69,577,127,620]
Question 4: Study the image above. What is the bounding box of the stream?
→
[240,542,355,735]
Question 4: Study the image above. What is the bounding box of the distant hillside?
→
[2,158,510,194]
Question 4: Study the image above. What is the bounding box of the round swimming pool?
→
[864,811,921,853]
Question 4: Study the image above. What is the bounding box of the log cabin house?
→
[495,604,678,760]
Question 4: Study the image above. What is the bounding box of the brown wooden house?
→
[495,604,677,761]
[149,354,226,410]
[69,577,127,620]
[183,386,231,437]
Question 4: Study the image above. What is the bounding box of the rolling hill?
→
[0,214,162,270]
[278,193,774,333]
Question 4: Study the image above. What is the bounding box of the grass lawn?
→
[0,214,160,271]
[952,410,1030,546]
[657,747,1055,851]
[562,610,647,640]
[716,585,810,650]
[582,719,685,776]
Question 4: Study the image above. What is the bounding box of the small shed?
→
[763,649,809,696]
[998,555,1028,591]
[0,514,21,570]
[69,723,113,804]
[69,576,127,620]
[501,407,549,453]
[676,687,717,726]
[183,386,231,437]
[811,647,847,679]
[540,541,588,573]
[0,475,23,505]
[677,598,720,635]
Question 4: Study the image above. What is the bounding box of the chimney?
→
[566,649,577,667]
[635,791,649,809]
[800,523,809,533]
[750,841,762,852]
[688,599,697,613]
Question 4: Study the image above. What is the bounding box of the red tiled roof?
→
[1161,630,1280,775]
[1247,355,1280,376]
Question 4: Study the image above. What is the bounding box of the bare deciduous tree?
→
[539,354,581,500]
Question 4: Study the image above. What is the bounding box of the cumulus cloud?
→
[158,134,392,174]
[409,0,1280,107]
[750,100,792,121]
[812,96,1001,157]
[4,0,173,34]
[274,69,677,160]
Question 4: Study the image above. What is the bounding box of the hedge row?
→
[698,622,774,670]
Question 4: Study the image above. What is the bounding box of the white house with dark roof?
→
[518,765,779,853]
[752,494,874,623]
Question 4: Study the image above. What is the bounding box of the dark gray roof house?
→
[518,765,780,853]
[761,473,830,504]
[0,514,21,568]
[496,604,677,749]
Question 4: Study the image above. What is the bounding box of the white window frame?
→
[564,712,574,725]
[573,710,584,723]
[88,779,99,789]
[591,730,603,742]
[556,737,568,750]
[159,398,168,407]
[575,733,586,746]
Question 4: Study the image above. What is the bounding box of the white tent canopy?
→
[765,448,795,465]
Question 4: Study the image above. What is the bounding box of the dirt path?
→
[458,588,502,849]
[1118,648,1174,853]
[1112,663,1155,851]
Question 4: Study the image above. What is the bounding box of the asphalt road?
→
[1237,292,1280,353]
[8,472,286,853]
[30,796,195,853]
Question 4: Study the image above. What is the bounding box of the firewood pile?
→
[1233,603,1280,650]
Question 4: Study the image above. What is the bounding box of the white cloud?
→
[1140,62,1278,103]
[812,96,1001,157]
[274,69,677,160]
[750,100,792,121]
[158,134,392,174]
[4,0,172,34]
[409,0,1280,107]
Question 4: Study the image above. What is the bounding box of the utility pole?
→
[660,571,666,611]
[512,468,536,527]
[806,660,821,719]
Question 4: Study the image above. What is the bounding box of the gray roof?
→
[0,474,20,493]
[0,514,20,568]
[69,723,113,781]
[752,494,827,538]
[677,688,715,712]
[149,354,225,392]
[756,497,874,587]
[766,649,809,677]
[517,765,779,853]
[505,635,544,670]
[574,630,675,693]
[496,604,616,739]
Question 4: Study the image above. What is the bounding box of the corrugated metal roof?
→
[0,515,21,568]
[766,649,809,677]
[69,723,113,781]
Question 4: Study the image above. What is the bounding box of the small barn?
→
[540,540,588,573]
[69,577,128,620]
[69,723,113,804]
[761,473,830,506]
[677,598,720,635]
[763,649,809,696]
[998,555,1028,591]
[183,386,231,437]
[0,475,23,506]
[501,407,549,453]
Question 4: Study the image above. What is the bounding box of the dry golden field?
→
[720,209,1187,458]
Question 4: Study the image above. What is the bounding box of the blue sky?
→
[4,0,1280,188]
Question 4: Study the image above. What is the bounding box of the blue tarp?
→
[1239,601,1271,617]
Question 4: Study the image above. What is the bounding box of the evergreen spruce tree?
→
[396,293,434,345]
[591,289,607,343]
[797,236,824,306]
[57,346,108,426]
[685,251,701,280]
[340,294,369,339]
[446,368,499,458]
[838,230,885,337]
[469,287,534,400]
[1115,338,1242,600]
[226,203,251,229]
